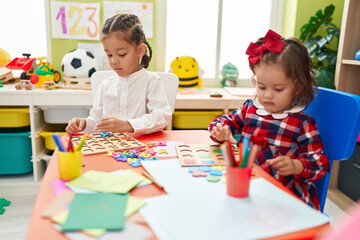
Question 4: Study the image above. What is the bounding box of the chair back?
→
[90,71,179,113]
[303,87,360,212]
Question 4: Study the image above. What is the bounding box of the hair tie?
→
[245,30,285,65]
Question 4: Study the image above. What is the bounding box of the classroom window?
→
[0,0,48,60]
[165,0,284,86]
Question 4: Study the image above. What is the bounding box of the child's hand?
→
[210,123,237,143]
[66,118,86,134]
[95,117,134,133]
[267,156,304,176]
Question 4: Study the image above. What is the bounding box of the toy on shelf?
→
[356,50,360,61]
[170,56,202,88]
[36,57,61,83]
[42,80,57,90]
[221,62,238,87]
[15,80,32,90]
[30,64,57,88]
[0,48,11,67]
[0,67,14,84]
[6,54,61,89]
[61,49,98,89]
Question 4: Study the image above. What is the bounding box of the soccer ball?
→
[61,49,98,78]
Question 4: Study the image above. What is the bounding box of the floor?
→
[0,183,350,240]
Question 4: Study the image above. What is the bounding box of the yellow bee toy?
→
[170,56,202,87]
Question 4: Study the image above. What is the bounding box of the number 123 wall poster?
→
[50,1,100,40]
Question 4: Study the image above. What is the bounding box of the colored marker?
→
[68,133,74,152]
[52,133,66,152]
[75,134,88,151]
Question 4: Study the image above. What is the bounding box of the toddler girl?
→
[66,14,172,134]
[209,30,330,210]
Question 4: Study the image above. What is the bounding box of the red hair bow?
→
[245,30,285,65]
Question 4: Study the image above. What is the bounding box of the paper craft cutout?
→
[176,144,239,166]
[52,180,71,196]
[61,193,128,231]
[42,190,74,218]
[112,169,152,187]
[125,196,147,218]
[71,133,145,155]
[66,170,142,194]
[52,211,106,237]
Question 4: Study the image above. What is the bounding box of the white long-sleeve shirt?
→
[83,68,172,134]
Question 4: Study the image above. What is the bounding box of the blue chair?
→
[304,87,360,212]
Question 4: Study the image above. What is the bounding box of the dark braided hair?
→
[102,14,152,68]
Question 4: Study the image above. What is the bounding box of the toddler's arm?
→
[267,156,304,176]
[95,117,134,133]
[210,123,237,143]
[66,118,86,134]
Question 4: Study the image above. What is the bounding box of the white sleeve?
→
[127,79,172,134]
[82,83,104,133]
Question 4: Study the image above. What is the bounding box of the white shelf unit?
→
[0,84,92,182]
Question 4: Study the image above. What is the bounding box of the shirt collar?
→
[253,98,305,119]
[118,68,146,81]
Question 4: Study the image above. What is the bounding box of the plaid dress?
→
[209,99,330,210]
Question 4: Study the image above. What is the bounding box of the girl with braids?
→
[209,30,329,210]
[66,14,172,134]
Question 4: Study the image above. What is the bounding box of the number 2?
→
[69,7,86,35]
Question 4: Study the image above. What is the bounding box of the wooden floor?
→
[0,195,37,239]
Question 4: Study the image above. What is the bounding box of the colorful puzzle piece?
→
[209,169,223,176]
[207,175,220,182]
[157,142,167,146]
[71,133,145,155]
[148,142,158,148]
[212,165,225,171]
[0,198,11,215]
[158,149,168,154]
[176,144,239,166]
[111,149,159,168]
[192,170,208,177]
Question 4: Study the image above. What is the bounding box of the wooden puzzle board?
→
[175,144,239,166]
[71,133,145,155]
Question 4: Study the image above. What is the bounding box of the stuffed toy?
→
[170,56,202,87]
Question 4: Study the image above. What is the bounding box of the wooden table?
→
[26,130,328,239]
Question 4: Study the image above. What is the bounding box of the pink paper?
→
[52,180,71,196]
[320,201,360,240]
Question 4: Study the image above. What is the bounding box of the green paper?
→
[61,193,128,231]
[66,170,142,194]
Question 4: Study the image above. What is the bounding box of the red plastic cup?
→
[226,166,252,198]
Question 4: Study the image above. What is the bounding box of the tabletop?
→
[26,130,328,240]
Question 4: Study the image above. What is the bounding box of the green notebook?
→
[61,193,128,231]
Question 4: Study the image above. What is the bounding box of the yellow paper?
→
[125,169,152,187]
[125,196,147,218]
[66,170,142,194]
